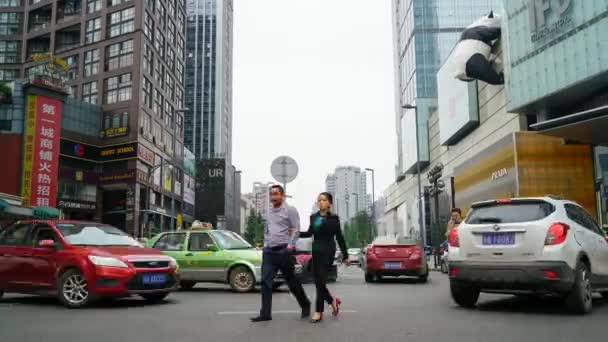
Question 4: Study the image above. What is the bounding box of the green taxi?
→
[147,229,269,292]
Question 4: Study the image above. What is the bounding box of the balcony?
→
[55,24,81,52]
[57,0,82,24]
[26,34,50,61]
[28,5,52,33]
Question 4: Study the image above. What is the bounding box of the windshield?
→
[210,230,252,250]
[466,201,555,224]
[56,223,141,247]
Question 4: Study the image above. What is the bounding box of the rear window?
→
[466,201,554,224]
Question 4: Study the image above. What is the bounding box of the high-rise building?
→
[185,0,237,231]
[251,182,272,215]
[325,166,370,224]
[391,0,501,176]
[0,0,188,237]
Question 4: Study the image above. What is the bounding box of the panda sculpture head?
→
[462,11,502,45]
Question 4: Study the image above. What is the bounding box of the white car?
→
[448,196,608,314]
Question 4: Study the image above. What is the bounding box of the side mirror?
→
[207,244,219,252]
[38,239,57,249]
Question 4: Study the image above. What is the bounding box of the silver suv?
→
[448,196,608,314]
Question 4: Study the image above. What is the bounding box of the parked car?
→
[449,196,608,314]
[0,221,179,308]
[362,236,429,283]
[348,248,362,265]
[147,228,282,292]
[291,237,337,283]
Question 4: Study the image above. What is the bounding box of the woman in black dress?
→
[300,192,349,323]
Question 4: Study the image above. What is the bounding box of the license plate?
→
[142,274,166,285]
[384,262,401,269]
[482,232,515,245]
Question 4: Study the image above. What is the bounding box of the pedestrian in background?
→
[250,185,310,322]
[445,208,463,238]
[300,192,349,323]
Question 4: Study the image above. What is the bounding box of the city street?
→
[1,267,608,342]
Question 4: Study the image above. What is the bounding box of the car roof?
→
[17,220,107,226]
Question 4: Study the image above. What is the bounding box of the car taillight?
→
[545,223,569,245]
[410,248,422,259]
[448,228,459,247]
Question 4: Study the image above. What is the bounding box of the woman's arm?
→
[299,215,314,238]
[334,216,348,261]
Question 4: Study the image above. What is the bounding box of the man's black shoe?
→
[301,306,311,319]
[250,316,272,322]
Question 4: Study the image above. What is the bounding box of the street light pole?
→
[402,104,426,247]
[365,168,375,239]
[233,169,242,233]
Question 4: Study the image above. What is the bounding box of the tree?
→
[344,222,359,248]
[244,209,264,246]
[350,211,373,247]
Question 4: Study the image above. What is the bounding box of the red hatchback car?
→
[0,220,179,308]
[362,236,429,283]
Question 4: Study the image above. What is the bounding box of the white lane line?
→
[217,310,358,315]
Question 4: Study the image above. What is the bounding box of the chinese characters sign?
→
[21,95,62,207]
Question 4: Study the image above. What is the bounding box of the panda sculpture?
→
[452,11,504,85]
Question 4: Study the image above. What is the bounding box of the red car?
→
[0,220,179,308]
[362,237,429,283]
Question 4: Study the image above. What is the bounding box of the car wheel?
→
[600,292,608,299]
[419,272,429,283]
[58,269,91,309]
[566,261,593,314]
[179,281,196,290]
[450,280,480,308]
[229,266,255,293]
[365,273,375,283]
[0,291,3,299]
[140,292,170,303]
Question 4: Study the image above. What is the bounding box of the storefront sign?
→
[21,95,62,207]
[138,144,155,165]
[58,199,96,211]
[60,140,138,162]
[491,168,509,181]
[529,0,573,42]
[183,175,195,205]
[103,126,128,138]
[31,76,68,93]
[99,170,136,184]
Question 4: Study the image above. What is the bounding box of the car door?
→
[188,232,226,282]
[579,208,608,278]
[27,224,62,290]
[0,223,34,292]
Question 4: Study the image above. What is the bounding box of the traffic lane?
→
[1,271,608,342]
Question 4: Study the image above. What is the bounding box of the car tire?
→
[600,292,608,299]
[450,280,480,308]
[229,266,255,293]
[565,261,593,314]
[419,272,429,283]
[365,273,375,283]
[140,292,170,303]
[0,291,3,299]
[179,281,196,290]
[58,269,91,309]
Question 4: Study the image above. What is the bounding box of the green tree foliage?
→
[244,209,264,246]
[344,211,374,248]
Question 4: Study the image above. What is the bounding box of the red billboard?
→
[21,95,62,207]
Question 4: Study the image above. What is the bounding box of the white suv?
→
[448,196,608,314]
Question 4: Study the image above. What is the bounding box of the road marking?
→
[217,310,358,315]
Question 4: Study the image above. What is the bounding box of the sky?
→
[233,0,397,226]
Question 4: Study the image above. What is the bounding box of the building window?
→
[167,0,174,18]
[152,121,161,145]
[0,12,21,35]
[82,81,98,104]
[108,0,131,7]
[145,0,154,12]
[164,101,173,127]
[167,21,175,44]
[0,69,17,81]
[177,9,184,34]
[83,49,100,77]
[177,36,184,60]
[153,89,163,117]
[87,0,101,13]
[0,41,19,64]
[154,58,163,88]
[166,47,175,70]
[65,55,78,80]
[176,87,183,107]
[108,7,134,38]
[106,39,133,71]
[144,11,154,41]
[69,85,77,99]
[85,17,102,43]
[140,112,151,137]
[155,29,165,58]
[166,73,174,101]
[143,44,153,75]
[176,113,183,138]
[105,73,132,104]
[176,60,183,83]
[0,1,20,7]
[164,130,173,154]
[157,3,166,29]
[142,77,152,109]
[103,111,129,137]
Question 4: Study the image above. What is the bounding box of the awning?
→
[531,105,608,145]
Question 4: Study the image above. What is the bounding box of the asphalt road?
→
[1,267,608,342]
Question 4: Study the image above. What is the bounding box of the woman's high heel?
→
[331,297,342,316]
[311,312,323,323]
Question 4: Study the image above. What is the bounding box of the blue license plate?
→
[384,262,401,269]
[482,232,515,245]
[142,274,166,285]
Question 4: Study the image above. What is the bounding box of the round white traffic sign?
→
[271,156,298,184]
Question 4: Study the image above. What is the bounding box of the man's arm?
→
[287,206,301,247]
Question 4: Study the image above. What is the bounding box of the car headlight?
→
[88,255,129,268]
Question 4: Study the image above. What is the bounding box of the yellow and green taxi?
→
[146,228,276,292]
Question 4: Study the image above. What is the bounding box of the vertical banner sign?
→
[21,95,62,207]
